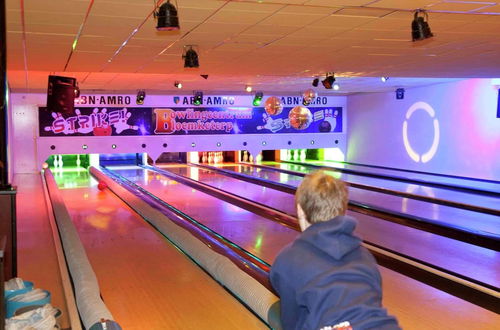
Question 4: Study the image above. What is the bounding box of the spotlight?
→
[193,91,203,105]
[253,92,263,106]
[155,0,180,31]
[322,74,336,89]
[333,83,340,91]
[245,85,252,93]
[396,88,405,100]
[136,90,146,105]
[183,46,199,68]
[312,78,319,87]
[381,77,389,82]
[412,9,433,42]
[174,81,182,89]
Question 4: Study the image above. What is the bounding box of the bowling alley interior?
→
[0,0,499,329]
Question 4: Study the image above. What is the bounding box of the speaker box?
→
[46,75,77,115]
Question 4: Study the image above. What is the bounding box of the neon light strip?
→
[63,0,95,71]
[20,0,29,89]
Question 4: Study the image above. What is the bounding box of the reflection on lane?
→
[108,166,298,263]
[260,161,500,211]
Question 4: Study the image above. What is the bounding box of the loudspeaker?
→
[396,88,405,100]
[47,75,77,115]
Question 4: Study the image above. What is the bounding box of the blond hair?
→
[295,170,348,224]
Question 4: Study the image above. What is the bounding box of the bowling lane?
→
[209,163,500,239]
[107,165,298,263]
[278,159,500,195]
[114,165,500,329]
[260,161,500,212]
[54,169,267,329]
[157,164,500,289]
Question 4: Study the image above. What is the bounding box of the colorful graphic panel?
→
[39,106,342,136]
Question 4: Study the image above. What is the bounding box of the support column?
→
[0,0,17,280]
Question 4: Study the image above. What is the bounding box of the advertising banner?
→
[39,105,342,137]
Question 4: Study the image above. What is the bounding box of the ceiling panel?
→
[5,0,500,94]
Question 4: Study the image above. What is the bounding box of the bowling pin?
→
[242,150,249,162]
[59,155,64,168]
[300,149,306,161]
[256,152,262,163]
[202,152,207,163]
[249,153,254,163]
[76,154,81,167]
[292,150,298,161]
[53,155,58,168]
[208,152,214,164]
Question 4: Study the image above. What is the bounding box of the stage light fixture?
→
[412,9,433,42]
[312,78,319,87]
[174,81,182,89]
[381,77,389,82]
[245,85,253,93]
[253,92,264,106]
[322,74,336,89]
[193,91,203,105]
[136,90,146,105]
[200,74,209,80]
[155,0,180,31]
[183,46,199,68]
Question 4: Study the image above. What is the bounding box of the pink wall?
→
[347,79,500,181]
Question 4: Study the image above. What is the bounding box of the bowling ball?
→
[97,181,108,191]
[319,120,332,132]
[93,125,112,136]
[302,89,317,105]
[264,96,283,116]
[289,106,313,130]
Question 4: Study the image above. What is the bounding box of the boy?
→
[270,170,400,330]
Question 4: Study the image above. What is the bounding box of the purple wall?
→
[347,79,500,181]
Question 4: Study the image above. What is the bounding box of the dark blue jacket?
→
[270,216,400,330]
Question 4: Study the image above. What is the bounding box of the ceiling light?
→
[322,74,336,89]
[412,9,433,42]
[193,91,203,105]
[155,0,180,31]
[245,85,252,93]
[381,77,389,82]
[183,46,199,68]
[312,78,319,87]
[253,92,263,106]
[333,83,340,91]
[174,81,182,89]
[136,90,146,105]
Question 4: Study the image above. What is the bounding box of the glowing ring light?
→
[403,102,439,163]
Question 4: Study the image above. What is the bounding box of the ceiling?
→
[5,0,500,95]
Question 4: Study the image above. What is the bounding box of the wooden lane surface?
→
[14,174,70,328]
[115,165,500,329]
[57,172,266,329]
